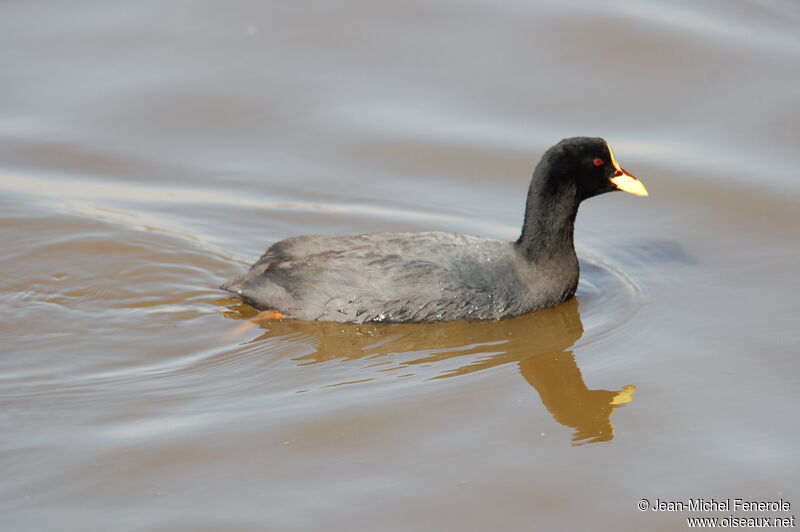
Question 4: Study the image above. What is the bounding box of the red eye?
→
[593,158,604,167]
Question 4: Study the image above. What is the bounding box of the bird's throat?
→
[515,179,579,264]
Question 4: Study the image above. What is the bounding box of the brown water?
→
[2,1,799,530]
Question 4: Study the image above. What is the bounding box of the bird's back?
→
[221,231,565,322]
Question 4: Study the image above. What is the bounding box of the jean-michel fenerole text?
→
[650,498,791,512]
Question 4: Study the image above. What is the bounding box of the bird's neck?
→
[515,175,579,263]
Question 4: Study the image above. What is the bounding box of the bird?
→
[221,137,647,323]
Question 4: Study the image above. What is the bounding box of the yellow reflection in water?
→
[223,298,636,445]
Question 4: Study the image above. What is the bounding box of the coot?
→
[222,137,647,323]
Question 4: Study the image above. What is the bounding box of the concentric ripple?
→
[574,247,646,347]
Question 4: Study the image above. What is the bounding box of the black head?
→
[536,137,647,202]
[517,137,647,260]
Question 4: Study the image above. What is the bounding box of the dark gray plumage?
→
[221,137,647,323]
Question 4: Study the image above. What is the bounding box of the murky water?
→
[2,1,799,530]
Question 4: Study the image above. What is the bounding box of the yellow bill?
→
[607,143,648,196]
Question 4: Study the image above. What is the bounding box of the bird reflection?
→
[520,352,635,445]
[221,297,635,445]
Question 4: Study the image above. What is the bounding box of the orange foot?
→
[225,309,285,341]
[253,310,285,321]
